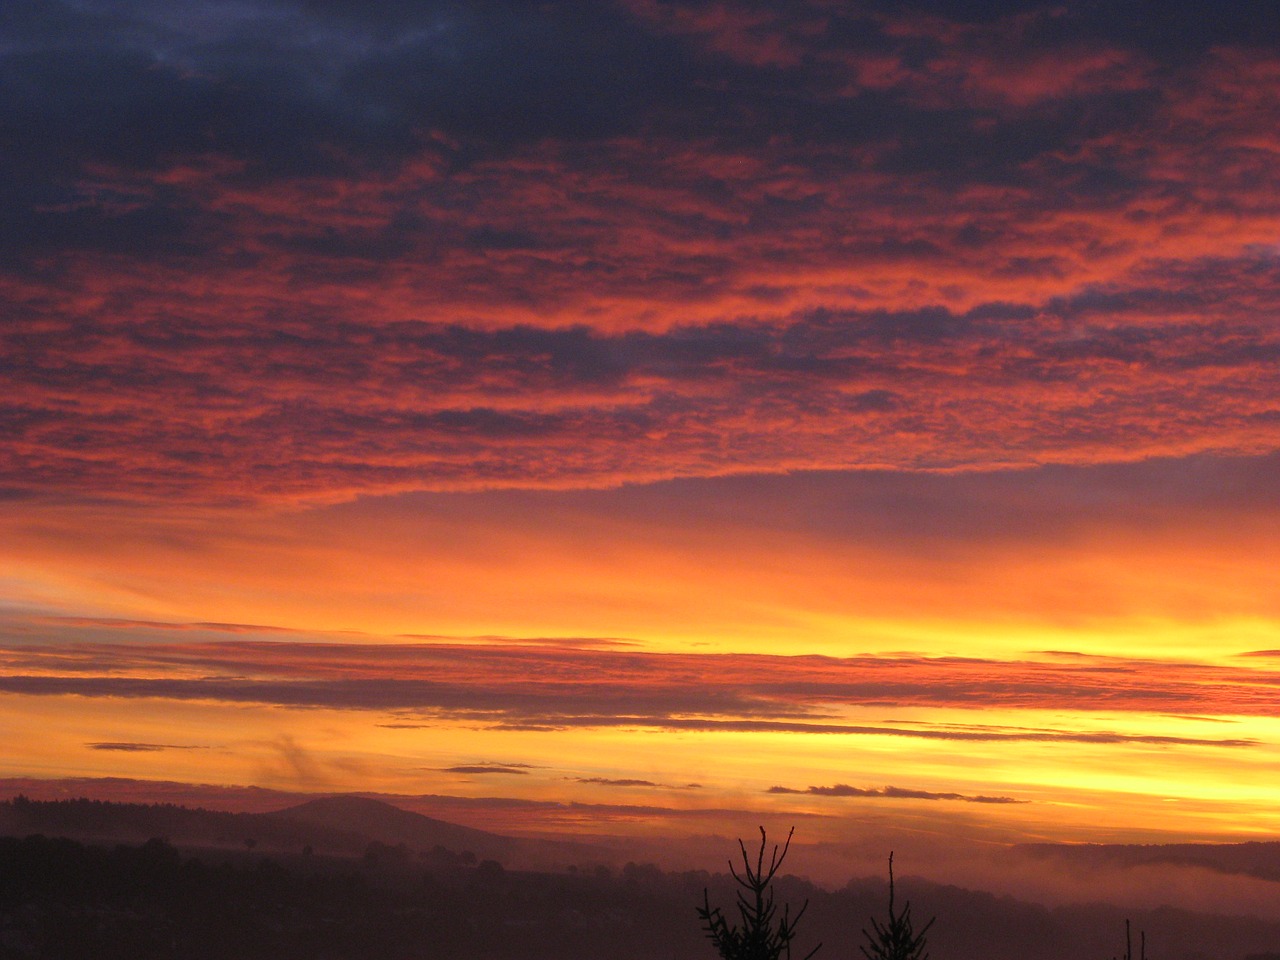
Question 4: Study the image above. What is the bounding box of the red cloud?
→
[2,635,1277,729]
[3,5,1280,504]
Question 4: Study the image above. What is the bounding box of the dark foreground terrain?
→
[5,834,1280,960]
[4,797,1280,960]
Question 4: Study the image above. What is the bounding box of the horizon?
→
[9,780,1280,926]
[4,0,1280,927]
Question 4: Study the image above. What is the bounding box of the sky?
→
[3,0,1280,868]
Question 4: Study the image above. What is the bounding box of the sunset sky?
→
[3,0,1280,861]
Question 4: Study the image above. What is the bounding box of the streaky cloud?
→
[767,783,1025,803]
[0,642,1266,747]
[85,742,204,752]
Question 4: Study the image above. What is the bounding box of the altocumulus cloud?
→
[2,1,1280,503]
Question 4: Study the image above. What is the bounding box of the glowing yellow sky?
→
[2,462,1279,847]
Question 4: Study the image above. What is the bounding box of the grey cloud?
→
[0,0,691,187]
[499,714,1257,747]
[4,0,1265,266]
[86,741,202,752]
[2,628,1275,745]
[767,783,1025,803]
[0,674,803,720]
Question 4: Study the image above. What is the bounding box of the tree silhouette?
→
[1112,919,1147,960]
[698,826,820,960]
[860,852,933,960]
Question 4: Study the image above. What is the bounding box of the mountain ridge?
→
[0,793,606,868]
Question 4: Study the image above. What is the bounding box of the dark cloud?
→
[2,0,1270,195]
[767,783,1024,803]
[341,4,695,145]
[0,674,806,721]
[86,742,201,752]
[442,763,532,775]
[506,714,1257,747]
[0,636,1271,741]
[50,617,305,635]
[573,777,659,788]
[0,0,689,196]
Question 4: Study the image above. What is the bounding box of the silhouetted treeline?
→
[0,833,711,960]
[4,825,1280,959]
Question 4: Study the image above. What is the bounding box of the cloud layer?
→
[2,632,1276,741]
[4,1,1280,502]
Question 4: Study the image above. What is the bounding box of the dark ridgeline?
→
[0,793,597,866]
[4,799,1280,959]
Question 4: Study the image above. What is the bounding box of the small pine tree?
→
[698,826,821,960]
[860,853,933,960]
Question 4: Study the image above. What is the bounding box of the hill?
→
[269,795,518,861]
[0,794,604,868]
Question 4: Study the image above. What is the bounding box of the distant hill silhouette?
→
[269,795,518,860]
[0,794,604,868]
[1016,840,1280,884]
[0,795,335,852]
